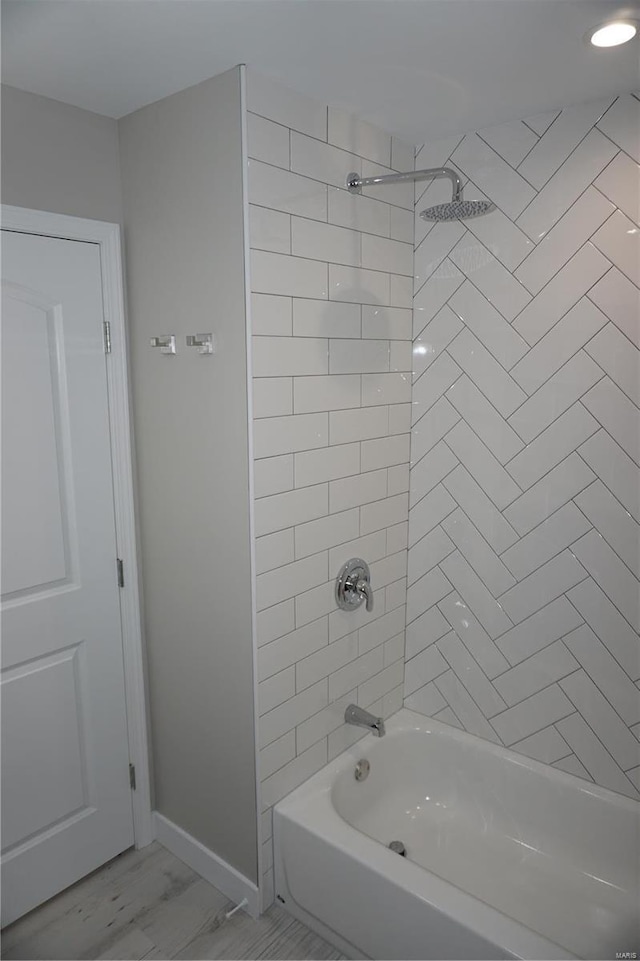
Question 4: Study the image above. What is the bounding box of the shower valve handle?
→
[335,558,373,613]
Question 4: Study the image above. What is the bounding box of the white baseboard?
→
[153,812,260,918]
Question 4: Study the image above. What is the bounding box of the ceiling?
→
[3,0,639,143]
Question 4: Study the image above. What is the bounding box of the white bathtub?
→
[274,709,640,960]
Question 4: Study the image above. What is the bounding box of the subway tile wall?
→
[407,94,640,801]
[246,70,415,908]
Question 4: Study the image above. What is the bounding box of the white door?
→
[1,230,135,926]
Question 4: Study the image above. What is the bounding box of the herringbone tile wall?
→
[407,94,640,800]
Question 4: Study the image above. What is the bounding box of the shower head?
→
[420,198,495,222]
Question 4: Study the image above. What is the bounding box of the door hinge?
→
[129,763,137,791]
[103,320,112,354]
[117,557,125,588]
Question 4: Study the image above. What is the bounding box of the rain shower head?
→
[420,198,495,222]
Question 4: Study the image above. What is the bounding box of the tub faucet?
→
[345,703,385,737]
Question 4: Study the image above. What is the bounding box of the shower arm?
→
[346,166,462,200]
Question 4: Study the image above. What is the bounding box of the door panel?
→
[1,231,134,926]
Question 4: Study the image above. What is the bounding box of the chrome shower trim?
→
[346,166,462,200]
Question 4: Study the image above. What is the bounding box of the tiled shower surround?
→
[407,94,640,801]
[245,71,415,905]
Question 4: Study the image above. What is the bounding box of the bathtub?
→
[273,709,640,960]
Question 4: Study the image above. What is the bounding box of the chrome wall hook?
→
[186,333,215,355]
[150,335,176,354]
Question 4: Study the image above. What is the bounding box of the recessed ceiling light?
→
[589,20,637,46]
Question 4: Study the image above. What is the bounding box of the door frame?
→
[2,204,154,849]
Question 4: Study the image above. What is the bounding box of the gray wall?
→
[1,84,123,222]
[119,67,258,881]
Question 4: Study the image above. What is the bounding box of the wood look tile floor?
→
[1,843,345,961]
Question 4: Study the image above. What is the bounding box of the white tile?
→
[495,596,583,665]
[504,452,595,534]
[409,441,457,508]
[330,339,389,374]
[295,443,360,487]
[296,632,359,692]
[293,374,360,414]
[296,691,356,753]
[253,412,328,458]
[361,434,410,473]
[250,204,290,253]
[508,350,604,443]
[478,119,538,167]
[446,375,524,463]
[384,633,405,668]
[291,132,361,189]
[328,107,391,166]
[442,508,515,596]
[388,402,411,434]
[256,551,328,611]
[390,341,413,372]
[438,592,509,678]
[291,217,361,268]
[328,530,387,572]
[597,94,640,163]
[390,274,413,308]
[445,420,521,509]
[578,430,640,523]
[255,483,328,537]
[327,720,367,759]
[564,625,640,726]
[386,520,409,555]
[518,98,614,188]
[467,203,535,272]
[253,336,328,378]
[294,508,360,559]
[510,298,608,396]
[415,135,463,171]
[568,578,640,681]
[254,454,294,498]
[330,468,387,513]
[362,372,411,406]
[448,329,526,417]
[501,502,591,581]
[258,616,327,680]
[329,596,379,643]
[588,267,640,350]
[515,187,615,295]
[448,280,529,368]
[261,741,328,808]
[499,550,587,624]
[434,670,500,742]
[259,667,296,715]
[411,396,460,467]
[437,632,507,717]
[248,160,327,221]
[491,685,573,746]
[294,580,335,628]
[577,479,640,578]
[452,133,536,219]
[260,730,296,780]
[449,237,531,324]
[511,726,570,764]
[390,205,414,243]
[413,258,464,338]
[523,110,560,136]
[440,550,513,638]
[248,112,289,168]
[433,706,464,729]
[329,647,384,700]
[361,234,413,276]
[412,353,462,426]
[405,605,450,660]
[571,530,640,632]
[517,129,617,241]
[256,598,295,647]
[552,754,593,780]
[414,221,466,293]
[406,567,453,625]
[251,293,292,336]
[387,463,409,496]
[391,136,415,172]
[253,377,293,419]
[506,403,598,490]
[404,681,447,717]
[362,306,412,341]
[559,670,640,770]
[513,243,611,346]
[582,377,640,467]
[330,404,388,445]
[595,150,640,225]
[247,71,327,140]
[409,484,457,548]
[360,159,413,209]
[556,713,638,799]
[412,306,463,382]
[292,297,360,339]
[255,528,295,575]
[442,464,518,553]
[359,606,406,655]
[405,644,449,696]
[251,250,328,299]
[591,209,640,285]
[360,493,408,535]
[329,264,389,305]
[407,525,454,586]
[328,187,390,237]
